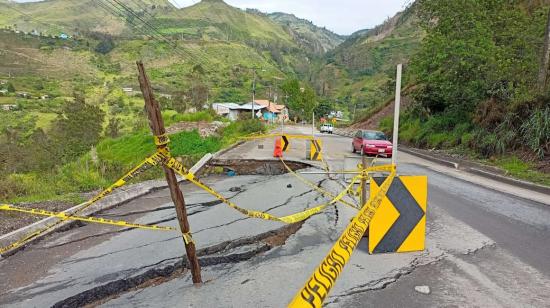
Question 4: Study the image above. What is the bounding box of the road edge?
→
[333,128,550,196]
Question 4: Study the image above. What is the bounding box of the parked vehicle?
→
[352,130,393,157]
[320,123,333,134]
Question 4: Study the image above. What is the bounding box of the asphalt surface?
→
[1,125,549,307]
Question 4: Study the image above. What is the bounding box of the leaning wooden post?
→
[136,61,202,284]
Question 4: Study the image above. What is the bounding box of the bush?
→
[219,119,266,146]
[163,110,216,126]
[520,107,550,158]
[0,175,29,200]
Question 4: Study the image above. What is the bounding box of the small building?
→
[40,94,49,100]
[59,33,69,40]
[213,103,244,121]
[212,102,265,121]
[1,104,17,111]
[254,99,288,122]
[122,87,134,95]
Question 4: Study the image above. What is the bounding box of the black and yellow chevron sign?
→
[309,139,322,161]
[282,135,290,152]
[368,176,428,254]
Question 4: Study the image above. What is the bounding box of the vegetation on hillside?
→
[310,5,422,120]
[267,12,345,55]
[400,0,550,162]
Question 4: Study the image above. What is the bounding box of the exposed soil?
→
[350,95,411,131]
[0,201,75,236]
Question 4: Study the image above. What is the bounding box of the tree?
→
[51,95,105,161]
[314,99,332,119]
[106,117,121,138]
[280,78,317,121]
[186,82,208,111]
[95,35,115,54]
[6,82,15,93]
[172,91,188,113]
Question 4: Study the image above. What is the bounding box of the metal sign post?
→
[392,64,402,166]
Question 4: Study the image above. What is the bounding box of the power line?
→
[104,0,215,70]
[97,0,186,57]
[1,3,67,34]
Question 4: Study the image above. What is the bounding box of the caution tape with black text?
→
[289,164,397,308]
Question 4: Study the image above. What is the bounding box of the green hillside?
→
[267,12,345,55]
[310,5,422,119]
[0,0,174,36]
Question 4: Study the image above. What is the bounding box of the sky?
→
[13,0,411,35]
[172,0,411,35]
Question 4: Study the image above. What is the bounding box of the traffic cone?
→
[274,137,283,158]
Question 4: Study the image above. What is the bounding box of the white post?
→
[312,112,315,138]
[392,64,402,166]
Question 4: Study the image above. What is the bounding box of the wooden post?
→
[136,61,202,284]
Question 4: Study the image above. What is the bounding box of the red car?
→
[352,130,393,157]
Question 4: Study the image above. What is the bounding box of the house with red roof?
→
[254,99,288,122]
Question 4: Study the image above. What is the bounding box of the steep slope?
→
[158,0,295,46]
[0,0,174,36]
[0,0,319,100]
[311,4,422,119]
[267,12,345,54]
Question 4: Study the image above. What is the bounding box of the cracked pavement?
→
[1,126,550,307]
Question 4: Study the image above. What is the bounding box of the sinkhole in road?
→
[207,158,312,176]
[53,222,305,308]
[52,159,314,308]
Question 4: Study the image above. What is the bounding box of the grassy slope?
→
[267,12,345,54]
[311,6,422,119]
[163,0,294,45]
[0,0,173,36]
[0,0,304,130]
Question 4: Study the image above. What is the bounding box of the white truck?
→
[320,123,334,134]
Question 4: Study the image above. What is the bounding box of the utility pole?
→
[392,64,402,166]
[252,69,256,119]
[136,61,202,284]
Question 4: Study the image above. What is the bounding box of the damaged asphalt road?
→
[0,168,342,307]
[1,125,550,307]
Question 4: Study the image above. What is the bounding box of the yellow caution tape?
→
[164,154,359,224]
[85,150,167,206]
[0,151,168,255]
[154,134,170,146]
[279,157,360,210]
[0,204,175,231]
[289,165,397,308]
[182,232,194,245]
[240,134,316,141]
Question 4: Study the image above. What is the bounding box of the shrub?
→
[520,107,550,158]
[0,175,29,200]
